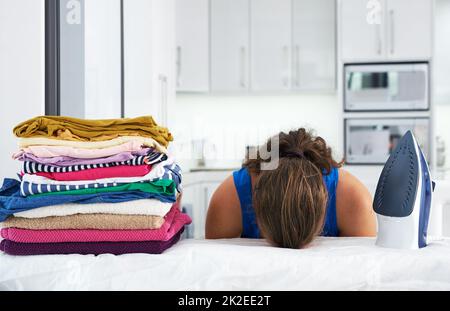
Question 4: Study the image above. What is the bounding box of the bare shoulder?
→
[205,175,243,239]
[335,169,377,237]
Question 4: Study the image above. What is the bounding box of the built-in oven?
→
[344,63,429,111]
[345,118,430,165]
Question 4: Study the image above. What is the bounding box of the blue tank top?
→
[233,167,339,238]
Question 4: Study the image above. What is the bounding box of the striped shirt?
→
[20,163,182,197]
[23,152,167,174]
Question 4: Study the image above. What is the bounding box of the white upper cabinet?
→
[123,0,154,118]
[151,0,176,127]
[292,0,336,91]
[340,0,387,62]
[176,0,209,92]
[178,0,337,92]
[339,0,432,62]
[386,0,432,61]
[250,0,292,91]
[210,0,250,92]
[123,0,175,126]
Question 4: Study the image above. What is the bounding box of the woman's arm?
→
[336,169,377,237]
[205,176,243,239]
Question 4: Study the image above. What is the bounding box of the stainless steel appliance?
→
[344,63,429,111]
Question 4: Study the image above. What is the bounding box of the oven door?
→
[345,118,430,164]
[344,63,429,111]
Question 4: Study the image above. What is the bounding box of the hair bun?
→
[280,150,304,159]
[243,128,343,174]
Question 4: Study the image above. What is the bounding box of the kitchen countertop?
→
[183,165,450,236]
[184,168,235,187]
[187,165,450,179]
[185,165,450,202]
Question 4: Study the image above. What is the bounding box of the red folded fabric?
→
[35,164,152,181]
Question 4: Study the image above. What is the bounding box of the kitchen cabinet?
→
[386,0,432,61]
[201,182,220,234]
[292,0,336,90]
[250,0,292,91]
[83,0,122,119]
[182,181,221,239]
[340,0,386,62]
[339,0,432,62]
[123,0,175,126]
[175,0,209,92]
[182,170,229,238]
[210,0,250,92]
[178,0,337,93]
[150,0,176,127]
[53,0,123,119]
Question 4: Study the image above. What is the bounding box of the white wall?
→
[172,93,340,169]
[174,93,449,170]
[0,0,45,179]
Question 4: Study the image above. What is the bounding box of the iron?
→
[373,131,435,249]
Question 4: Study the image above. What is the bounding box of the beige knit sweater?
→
[1,214,165,230]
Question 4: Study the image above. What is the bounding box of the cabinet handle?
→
[295,45,300,87]
[376,24,382,55]
[240,46,247,88]
[283,46,289,88]
[158,74,168,126]
[176,46,181,88]
[389,10,395,55]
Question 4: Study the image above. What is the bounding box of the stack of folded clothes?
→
[0,116,191,256]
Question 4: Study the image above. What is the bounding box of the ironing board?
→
[1,237,450,290]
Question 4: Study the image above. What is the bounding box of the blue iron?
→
[373,131,435,249]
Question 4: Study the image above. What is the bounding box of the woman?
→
[206,128,376,249]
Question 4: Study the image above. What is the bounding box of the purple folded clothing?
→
[0,228,184,256]
[16,149,152,167]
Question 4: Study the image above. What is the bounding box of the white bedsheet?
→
[1,237,450,291]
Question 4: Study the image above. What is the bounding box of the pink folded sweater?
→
[35,164,152,181]
[1,205,191,243]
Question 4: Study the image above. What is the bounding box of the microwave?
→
[345,118,430,165]
[344,63,429,111]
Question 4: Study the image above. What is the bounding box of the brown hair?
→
[244,128,343,249]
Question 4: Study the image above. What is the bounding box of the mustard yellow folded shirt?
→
[13,115,173,147]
